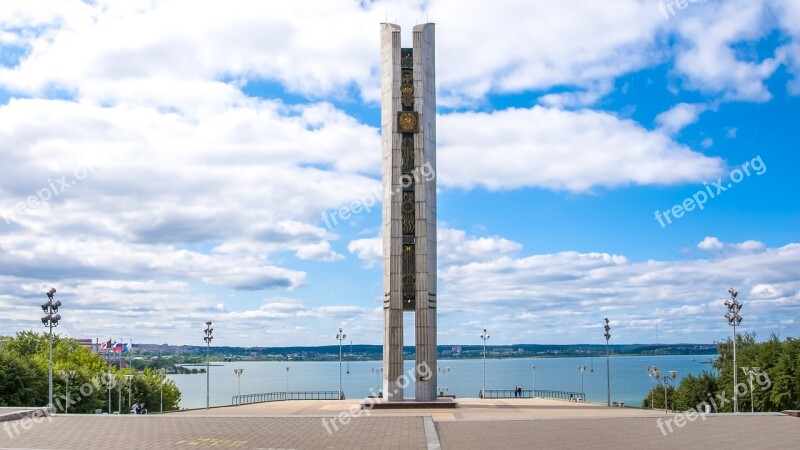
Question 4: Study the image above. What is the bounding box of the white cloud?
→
[672,0,782,101]
[348,228,523,268]
[348,237,382,268]
[438,106,724,192]
[655,103,707,134]
[697,236,766,255]
[295,242,344,262]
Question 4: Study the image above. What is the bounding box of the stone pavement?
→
[437,414,800,449]
[1,399,798,449]
[0,415,428,450]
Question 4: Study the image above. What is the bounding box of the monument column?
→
[381,22,437,402]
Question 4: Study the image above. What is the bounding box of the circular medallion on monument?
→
[398,111,419,132]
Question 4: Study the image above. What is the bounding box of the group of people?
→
[130,402,148,414]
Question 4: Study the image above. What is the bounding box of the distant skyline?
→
[0,0,798,347]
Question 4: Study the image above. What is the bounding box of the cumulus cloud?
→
[672,0,782,101]
[655,103,707,134]
[697,236,766,255]
[437,106,724,192]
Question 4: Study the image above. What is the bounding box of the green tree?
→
[642,384,677,411]
[0,351,48,406]
[674,372,718,411]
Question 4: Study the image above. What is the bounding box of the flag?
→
[100,339,112,351]
[113,343,128,353]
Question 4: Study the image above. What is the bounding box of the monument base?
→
[363,398,457,409]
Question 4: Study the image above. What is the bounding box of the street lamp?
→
[234,368,244,397]
[203,321,213,409]
[725,287,742,413]
[106,372,114,414]
[603,317,611,406]
[371,367,383,395]
[61,370,76,414]
[652,369,678,413]
[438,367,451,395]
[578,365,587,401]
[285,366,290,393]
[480,328,490,398]
[41,287,61,411]
[125,374,133,413]
[336,328,346,400]
[646,366,658,410]
[530,364,536,396]
[741,366,761,413]
[159,368,167,413]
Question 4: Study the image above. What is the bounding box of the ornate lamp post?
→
[285,366,290,392]
[603,318,611,406]
[371,367,383,395]
[61,370,76,414]
[741,366,761,413]
[234,368,244,397]
[203,321,213,409]
[653,369,678,413]
[125,374,134,413]
[438,366,451,395]
[336,328,346,399]
[530,364,536,396]
[578,365,587,401]
[159,368,167,413]
[41,287,61,411]
[646,366,658,410]
[725,288,742,413]
[480,328,490,398]
[106,371,114,413]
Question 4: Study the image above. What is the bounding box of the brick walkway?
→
[0,415,428,450]
[2,401,798,449]
[437,415,800,450]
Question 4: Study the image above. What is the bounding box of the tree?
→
[0,351,48,406]
[642,384,676,411]
[674,372,718,411]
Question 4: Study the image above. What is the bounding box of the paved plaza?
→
[1,399,798,449]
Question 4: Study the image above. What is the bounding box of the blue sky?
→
[0,0,798,347]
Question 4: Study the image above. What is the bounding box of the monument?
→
[381,23,438,402]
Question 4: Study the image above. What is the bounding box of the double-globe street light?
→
[203,321,214,409]
[336,328,346,400]
[646,366,658,410]
[438,366,451,395]
[652,369,678,413]
[577,365,587,401]
[60,370,76,414]
[125,374,134,413]
[741,366,762,413]
[480,329,490,398]
[530,364,536,396]
[725,287,742,414]
[371,367,383,395]
[160,368,167,413]
[603,318,611,406]
[41,287,61,411]
[234,368,244,398]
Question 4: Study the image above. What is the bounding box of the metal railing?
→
[482,389,583,401]
[232,391,340,406]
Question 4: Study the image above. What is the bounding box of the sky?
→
[0,0,798,347]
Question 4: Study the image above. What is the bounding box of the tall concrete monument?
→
[381,23,437,402]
